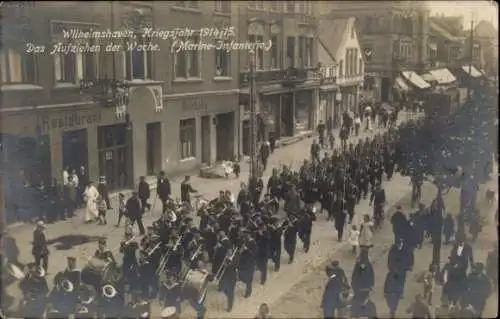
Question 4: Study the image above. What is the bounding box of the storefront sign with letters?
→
[40,111,102,133]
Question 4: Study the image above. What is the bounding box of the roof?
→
[429,21,462,42]
[317,17,354,63]
[401,71,431,89]
[429,68,456,85]
[475,20,497,39]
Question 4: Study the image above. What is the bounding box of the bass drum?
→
[160,306,179,319]
[182,269,209,305]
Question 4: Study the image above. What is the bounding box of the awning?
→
[429,68,456,85]
[320,84,338,91]
[401,71,431,89]
[462,65,482,78]
[394,76,410,91]
[421,73,436,82]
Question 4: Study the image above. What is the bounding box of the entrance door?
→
[201,116,211,164]
[146,122,161,175]
[62,129,88,173]
[98,124,131,191]
[216,112,234,161]
[381,77,390,102]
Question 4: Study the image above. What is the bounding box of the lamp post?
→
[248,50,259,183]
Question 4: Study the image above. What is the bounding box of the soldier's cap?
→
[330,260,340,267]
[67,256,76,262]
[147,226,154,230]
[98,238,107,245]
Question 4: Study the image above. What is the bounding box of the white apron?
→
[84,185,99,221]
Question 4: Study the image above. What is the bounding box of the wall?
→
[162,93,239,174]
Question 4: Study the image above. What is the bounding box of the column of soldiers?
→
[17,123,411,318]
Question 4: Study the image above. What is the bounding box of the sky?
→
[428,1,498,29]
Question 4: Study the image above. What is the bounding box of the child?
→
[97,195,107,225]
[232,161,241,178]
[347,224,360,254]
[443,213,455,245]
[423,264,437,305]
[116,193,127,227]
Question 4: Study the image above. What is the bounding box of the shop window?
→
[0,48,35,84]
[180,118,196,159]
[271,35,279,69]
[175,35,201,79]
[286,36,295,68]
[215,39,231,77]
[295,92,312,132]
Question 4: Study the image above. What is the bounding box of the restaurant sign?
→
[40,111,102,133]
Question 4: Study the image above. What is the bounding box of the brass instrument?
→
[214,248,238,282]
[156,236,182,276]
[189,243,204,263]
[147,241,162,257]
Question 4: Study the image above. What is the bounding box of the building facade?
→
[316,1,430,102]
[318,17,364,127]
[0,1,240,191]
[236,1,320,155]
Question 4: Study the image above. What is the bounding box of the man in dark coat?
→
[333,196,347,242]
[350,288,377,318]
[450,234,474,274]
[156,171,171,214]
[126,192,145,235]
[32,220,49,273]
[391,206,409,243]
[463,262,491,317]
[259,142,271,171]
[138,176,151,213]
[321,261,348,318]
[351,256,375,297]
[310,139,321,163]
[317,120,326,148]
[384,270,406,318]
[387,238,414,279]
[180,175,197,209]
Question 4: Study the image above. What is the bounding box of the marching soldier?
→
[75,284,97,319]
[212,231,230,280]
[238,232,256,298]
[268,217,283,271]
[19,263,49,319]
[321,261,348,318]
[139,250,157,299]
[218,248,238,312]
[267,168,281,204]
[249,175,264,208]
[298,204,316,253]
[283,216,298,264]
[32,220,49,274]
[94,238,116,265]
[48,270,77,317]
[370,182,386,225]
[120,231,139,289]
[158,272,182,313]
[98,283,123,318]
[124,289,151,318]
[255,224,270,285]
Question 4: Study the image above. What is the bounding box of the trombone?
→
[155,236,182,276]
[214,248,238,282]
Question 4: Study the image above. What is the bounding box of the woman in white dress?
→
[83,182,99,223]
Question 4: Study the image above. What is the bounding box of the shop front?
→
[0,85,166,191]
[319,83,340,128]
[163,91,239,173]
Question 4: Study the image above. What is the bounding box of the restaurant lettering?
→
[40,112,102,132]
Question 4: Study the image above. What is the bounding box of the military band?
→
[15,127,402,318]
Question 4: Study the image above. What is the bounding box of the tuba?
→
[101,284,118,299]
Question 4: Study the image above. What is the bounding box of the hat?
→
[331,260,340,267]
[36,220,45,228]
[98,238,107,245]
[67,256,76,262]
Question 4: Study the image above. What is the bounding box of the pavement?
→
[2,112,421,316]
[269,175,499,318]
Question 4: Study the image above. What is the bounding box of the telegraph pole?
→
[467,12,475,102]
[248,50,259,182]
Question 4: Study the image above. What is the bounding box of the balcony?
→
[239,67,308,87]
